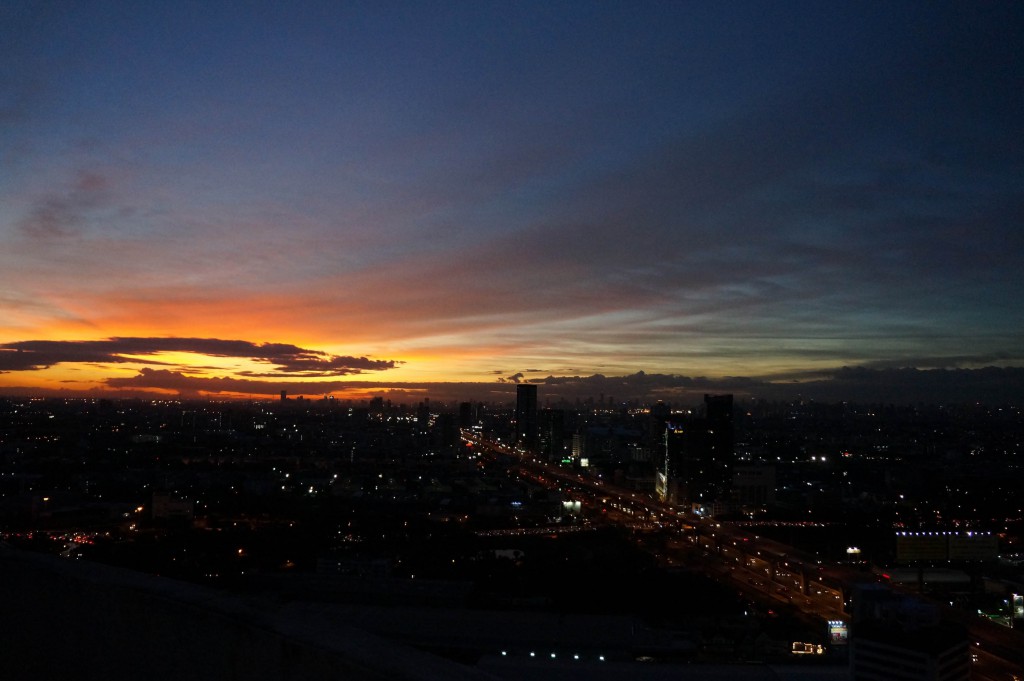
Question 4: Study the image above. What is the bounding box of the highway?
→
[465,433,849,619]
[465,432,1024,679]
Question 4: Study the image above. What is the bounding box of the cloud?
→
[858,353,1020,371]
[16,170,112,239]
[90,366,1024,406]
[505,367,1024,406]
[525,371,767,396]
[0,337,399,376]
[99,368,738,402]
[4,362,1023,406]
[104,368,283,397]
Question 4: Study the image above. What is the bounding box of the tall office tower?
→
[656,424,684,505]
[704,393,734,457]
[656,394,735,511]
[515,384,538,451]
[647,400,671,440]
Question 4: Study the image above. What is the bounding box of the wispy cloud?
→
[16,170,111,239]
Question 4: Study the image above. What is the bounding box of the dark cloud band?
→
[91,365,1024,405]
[0,337,398,376]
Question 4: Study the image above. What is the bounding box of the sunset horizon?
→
[3,2,1022,405]
[1,333,1022,405]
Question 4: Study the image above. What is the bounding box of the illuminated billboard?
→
[896,533,947,561]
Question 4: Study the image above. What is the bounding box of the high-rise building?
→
[656,394,734,510]
[458,402,474,429]
[430,412,459,452]
[539,408,566,462]
[515,384,538,451]
[704,393,733,422]
[704,393,734,456]
[416,399,430,436]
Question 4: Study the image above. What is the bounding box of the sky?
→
[1,1,1023,404]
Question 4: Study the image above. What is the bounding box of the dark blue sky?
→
[1,1,1022,400]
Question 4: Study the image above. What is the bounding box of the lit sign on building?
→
[828,620,849,645]
[895,531,998,562]
[792,642,825,655]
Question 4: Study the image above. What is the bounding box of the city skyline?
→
[2,2,1022,403]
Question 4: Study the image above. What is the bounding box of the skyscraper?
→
[515,384,538,451]
[539,408,566,462]
[458,401,474,429]
[657,394,734,511]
